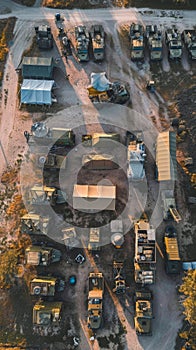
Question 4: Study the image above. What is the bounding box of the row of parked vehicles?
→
[129,23,196,61]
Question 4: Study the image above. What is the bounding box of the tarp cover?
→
[90,72,111,91]
[21,79,54,105]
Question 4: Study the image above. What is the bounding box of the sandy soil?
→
[0,2,195,350]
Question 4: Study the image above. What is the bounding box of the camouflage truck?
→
[25,245,61,266]
[90,24,105,61]
[164,225,181,274]
[30,276,65,297]
[182,29,196,60]
[134,290,153,335]
[27,122,75,148]
[165,27,182,60]
[33,301,63,327]
[37,153,66,170]
[21,213,49,235]
[75,25,90,62]
[129,23,144,61]
[87,272,104,330]
[145,25,163,61]
[35,25,53,49]
[161,190,181,223]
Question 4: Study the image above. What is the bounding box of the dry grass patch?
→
[0,18,16,83]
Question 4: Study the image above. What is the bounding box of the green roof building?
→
[22,57,54,79]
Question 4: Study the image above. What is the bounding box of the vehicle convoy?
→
[129,23,144,61]
[87,272,104,330]
[126,131,146,181]
[134,219,156,285]
[165,27,182,59]
[35,25,53,49]
[26,122,75,148]
[25,245,62,266]
[134,290,153,335]
[164,225,181,274]
[90,24,105,61]
[145,25,163,61]
[87,72,129,104]
[75,25,90,61]
[182,29,196,60]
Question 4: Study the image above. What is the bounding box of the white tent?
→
[21,79,55,105]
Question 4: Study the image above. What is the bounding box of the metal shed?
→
[156,131,177,182]
[22,57,54,79]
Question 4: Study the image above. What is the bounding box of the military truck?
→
[88,228,100,251]
[126,131,146,181]
[182,29,196,60]
[82,132,120,147]
[37,153,66,170]
[87,272,104,330]
[28,185,66,205]
[90,25,105,61]
[35,25,53,49]
[164,225,181,274]
[129,23,144,61]
[112,261,125,294]
[25,245,62,266]
[75,25,90,62]
[161,190,182,223]
[134,219,156,285]
[21,213,49,235]
[87,72,129,104]
[165,27,182,60]
[145,25,163,61]
[33,301,63,327]
[30,276,65,297]
[134,290,153,335]
[27,122,75,147]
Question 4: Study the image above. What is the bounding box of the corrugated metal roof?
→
[165,237,180,260]
[22,56,53,66]
[156,131,177,181]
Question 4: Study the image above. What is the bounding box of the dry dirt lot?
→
[0,3,196,350]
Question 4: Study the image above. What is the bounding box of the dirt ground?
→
[0,2,196,350]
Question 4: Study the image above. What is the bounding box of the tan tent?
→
[82,153,118,170]
[73,184,116,211]
[156,131,177,182]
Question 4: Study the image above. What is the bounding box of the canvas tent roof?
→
[73,184,116,211]
[21,79,54,105]
[90,72,111,91]
[156,131,177,182]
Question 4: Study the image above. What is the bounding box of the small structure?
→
[164,225,181,274]
[62,227,79,249]
[21,213,49,235]
[28,185,56,205]
[110,219,124,248]
[156,131,177,182]
[113,261,125,294]
[37,153,66,170]
[25,245,61,266]
[35,25,53,49]
[22,57,54,80]
[73,184,116,211]
[88,228,100,251]
[127,131,146,181]
[21,79,55,105]
[161,190,181,222]
[134,219,156,285]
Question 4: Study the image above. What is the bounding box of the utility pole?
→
[0,140,8,167]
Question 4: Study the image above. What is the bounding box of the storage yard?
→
[0,1,195,350]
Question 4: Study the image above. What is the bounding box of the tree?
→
[179,270,196,349]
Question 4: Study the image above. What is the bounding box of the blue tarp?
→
[90,72,111,92]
